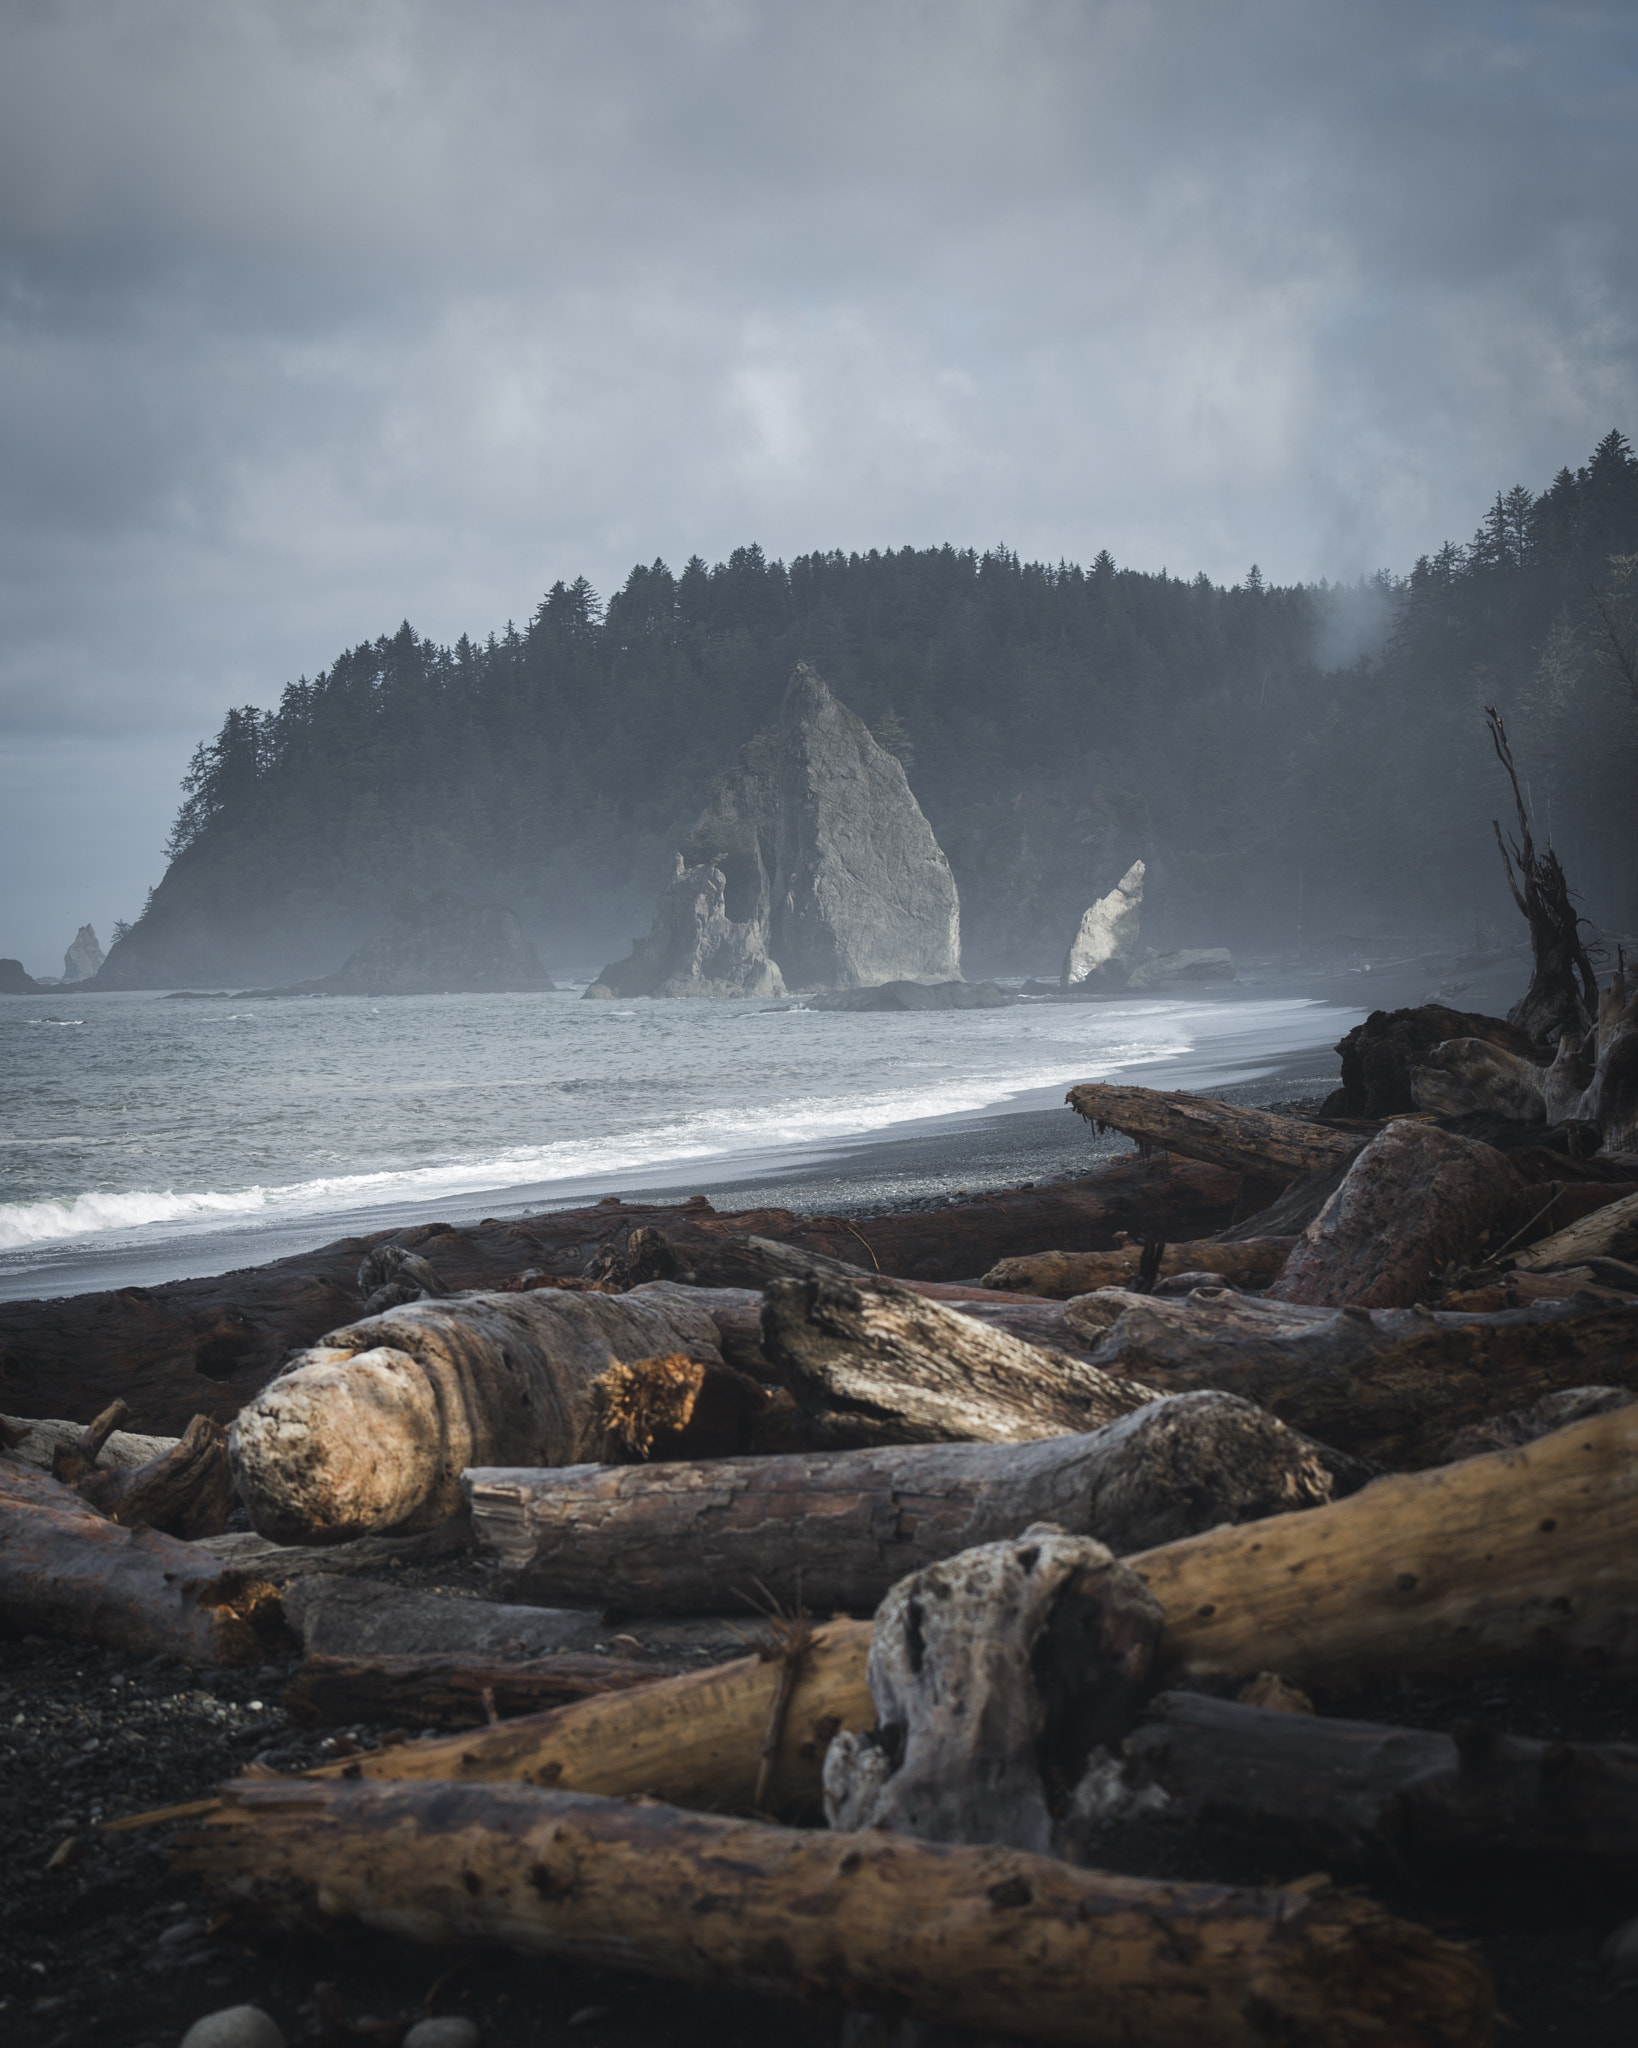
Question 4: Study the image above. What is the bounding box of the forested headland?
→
[99,431,1638,988]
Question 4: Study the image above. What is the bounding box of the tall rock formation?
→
[589,666,961,998]
[1061,861,1145,990]
[62,925,105,983]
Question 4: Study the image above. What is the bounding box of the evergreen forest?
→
[103,432,1638,987]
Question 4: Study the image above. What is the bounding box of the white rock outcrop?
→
[1061,861,1144,990]
[61,924,104,983]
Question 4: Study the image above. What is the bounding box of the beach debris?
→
[229,1287,757,1543]
[465,1391,1369,1616]
[981,1234,1294,1298]
[758,1273,1163,1449]
[176,1777,1495,2047]
[1065,1081,1364,1178]
[1269,1122,1522,1308]
[1091,1689,1638,1873]
[0,1458,287,1665]
[1066,1285,1638,1466]
[283,1650,676,1730]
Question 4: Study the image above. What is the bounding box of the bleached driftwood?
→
[467,1392,1369,1615]
[178,1778,1495,2048]
[229,1287,747,1544]
[759,1275,1163,1448]
[822,1532,1162,1852]
[1513,1187,1638,1271]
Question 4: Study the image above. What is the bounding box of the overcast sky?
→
[3,0,1636,970]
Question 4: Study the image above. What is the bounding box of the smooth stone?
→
[179,2007,287,2048]
[403,2021,481,2048]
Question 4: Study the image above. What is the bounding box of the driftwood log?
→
[1328,1003,1544,1119]
[0,1458,287,1665]
[1094,1688,1638,1872]
[283,1651,677,1729]
[1064,1083,1364,1179]
[178,1779,1494,2048]
[229,1287,746,1544]
[979,1237,1294,1300]
[325,1405,1638,1814]
[74,1412,235,1538]
[1069,1286,1638,1465]
[1513,1187,1638,1271]
[759,1275,1162,1448]
[466,1392,1371,1615]
[1270,1122,1520,1308]
[0,1160,1246,1433]
[822,1532,1162,1852]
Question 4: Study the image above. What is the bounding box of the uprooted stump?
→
[823,1531,1162,1853]
[177,1778,1496,2048]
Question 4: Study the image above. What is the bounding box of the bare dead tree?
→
[1486,705,1598,1044]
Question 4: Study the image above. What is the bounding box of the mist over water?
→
[0,986,1360,1292]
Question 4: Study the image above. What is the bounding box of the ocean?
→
[0,981,1367,1300]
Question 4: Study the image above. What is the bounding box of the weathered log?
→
[74,1411,235,1538]
[1327,1004,1543,1119]
[0,1459,288,1665]
[466,1392,1371,1615]
[3,1412,176,1475]
[179,1779,1495,2048]
[760,1276,1164,1448]
[1271,1122,1520,1308]
[229,1287,741,1544]
[307,1407,1638,1820]
[1133,1401,1638,1691]
[0,1164,1246,1433]
[823,1532,1163,1852]
[981,1237,1295,1299]
[1064,1082,1363,1179]
[1513,1186,1638,1270]
[283,1650,677,1729]
[50,1396,130,1482]
[1094,1688,1638,1871]
[1069,1285,1638,1465]
[307,1612,876,1814]
[1438,1385,1634,1462]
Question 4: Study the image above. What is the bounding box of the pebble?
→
[402,2021,481,2048]
[179,2006,287,2048]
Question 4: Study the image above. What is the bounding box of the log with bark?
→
[1064,1083,1364,1179]
[0,1457,288,1665]
[1069,1284,1638,1465]
[758,1275,1164,1448]
[466,1391,1371,1615]
[283,1650,678,1729]
[1091,1688,1638,1873]
[177,1778,1495,2048]
[0,1159,1246,1434]
[323,1404,1638,1816]
[1269,1122,1520,1308]
[979,1237,1295,1300]
[229,1287,757,1544]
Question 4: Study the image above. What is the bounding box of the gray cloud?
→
[2,0,1636,962]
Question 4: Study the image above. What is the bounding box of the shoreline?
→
[0,951,1529,1305]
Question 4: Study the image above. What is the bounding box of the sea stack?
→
[62,924,105,983]
[1061,860,1144,990]
[589,666,961,997]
